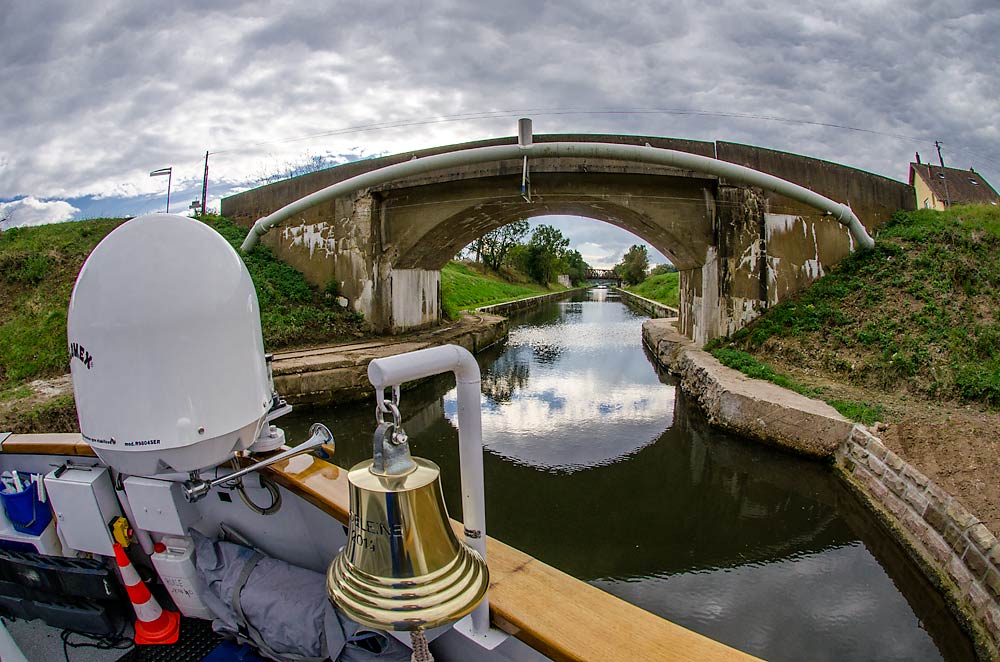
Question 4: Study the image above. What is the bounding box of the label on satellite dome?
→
[123,438,162,447]
[69,342,94,370]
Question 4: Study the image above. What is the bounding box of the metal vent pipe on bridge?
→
[223,128,914,344]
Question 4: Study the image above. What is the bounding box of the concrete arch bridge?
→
[222,134,914,344]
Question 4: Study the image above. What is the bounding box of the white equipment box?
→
[44,466,122,556]
[123,476,199,536]
[151,536,212,619]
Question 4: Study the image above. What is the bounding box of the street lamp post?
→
[149,167,172,213]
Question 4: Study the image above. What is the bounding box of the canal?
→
[282,288,975,661]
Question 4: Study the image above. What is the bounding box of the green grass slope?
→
[625,272,679,307]
[0,215,367,391]
[441,261,567,319]
[711,205,1000,410]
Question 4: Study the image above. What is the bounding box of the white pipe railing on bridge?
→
[240,141,875,253]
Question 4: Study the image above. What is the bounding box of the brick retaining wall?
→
[643,317,1000,658]
[839,427,1000,655]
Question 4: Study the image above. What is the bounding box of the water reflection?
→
[282,289,975,662]
[454,292,675,471]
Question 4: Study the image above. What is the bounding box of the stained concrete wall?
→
[389,269,440,331]
[716,142,916,228]
[679,187,768,344]
[715,141,916,312]
[222,135,915,339]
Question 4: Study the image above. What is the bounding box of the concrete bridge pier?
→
[679,186,770,346]
[266,191,442,334]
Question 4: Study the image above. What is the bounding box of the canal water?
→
[282,288,975,661]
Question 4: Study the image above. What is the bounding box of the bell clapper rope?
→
[410,630,434,662]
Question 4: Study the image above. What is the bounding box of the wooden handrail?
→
[1,433,96,457]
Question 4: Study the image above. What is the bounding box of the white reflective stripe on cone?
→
[133,595,164,623]
[118,561,142,587]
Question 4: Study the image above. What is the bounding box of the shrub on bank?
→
[0,215,367,390]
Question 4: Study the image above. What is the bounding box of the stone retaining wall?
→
[612,288,679,319]
[642,317,1000,658]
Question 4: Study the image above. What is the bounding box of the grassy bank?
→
[0,214,367,392]
[625,272,679,307]
[710,205,1000,411]
[441,261,567,319]
[710,347,886,424]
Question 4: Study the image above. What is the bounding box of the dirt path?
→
[759,353,1000,532]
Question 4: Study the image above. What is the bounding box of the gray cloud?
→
[0,0,997,237]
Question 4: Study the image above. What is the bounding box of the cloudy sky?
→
[2,1,998,267]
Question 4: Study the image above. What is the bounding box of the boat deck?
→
[1,433,760,662]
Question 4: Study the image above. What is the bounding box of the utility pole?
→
[201,151,210,217]
[935,141,951,208]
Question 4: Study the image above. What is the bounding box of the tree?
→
[477,220,529,270]
[522,224,570,284]
[616,244,649,285]
[650,262,677,276]
[564,249,589,285]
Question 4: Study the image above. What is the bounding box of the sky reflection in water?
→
[444,290,674,471]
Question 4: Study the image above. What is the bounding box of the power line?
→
[207,106,947,156]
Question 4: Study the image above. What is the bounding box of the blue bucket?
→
[1,474,52,536]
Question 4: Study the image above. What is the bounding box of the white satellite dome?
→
[67,214,271,475]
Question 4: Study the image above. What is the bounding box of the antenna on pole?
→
[935,141,951,208]
[201,151,210,217]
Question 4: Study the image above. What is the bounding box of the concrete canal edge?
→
[272,312,507,405]
[276,290,587,406]
[475,287,584,316]
[642,319,853,459]
[643,318,1000,658]
[612,287,679,319]
[275,289,588,405]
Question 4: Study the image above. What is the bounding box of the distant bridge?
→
[587,269,622,285]
[223,133,914,344]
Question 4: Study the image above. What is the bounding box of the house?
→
[909,155,1000,210]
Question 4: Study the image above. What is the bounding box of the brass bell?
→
[327,421,489,631]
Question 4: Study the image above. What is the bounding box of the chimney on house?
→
[915,152,921,164]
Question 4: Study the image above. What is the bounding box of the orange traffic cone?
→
[113,542,180,645]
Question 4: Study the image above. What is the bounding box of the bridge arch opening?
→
[455,214,673,274]
[391,185,710,273]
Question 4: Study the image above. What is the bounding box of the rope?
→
[59,623,134,662]
[410,630,434,662]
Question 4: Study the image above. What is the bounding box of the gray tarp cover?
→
[192,531,410,662]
